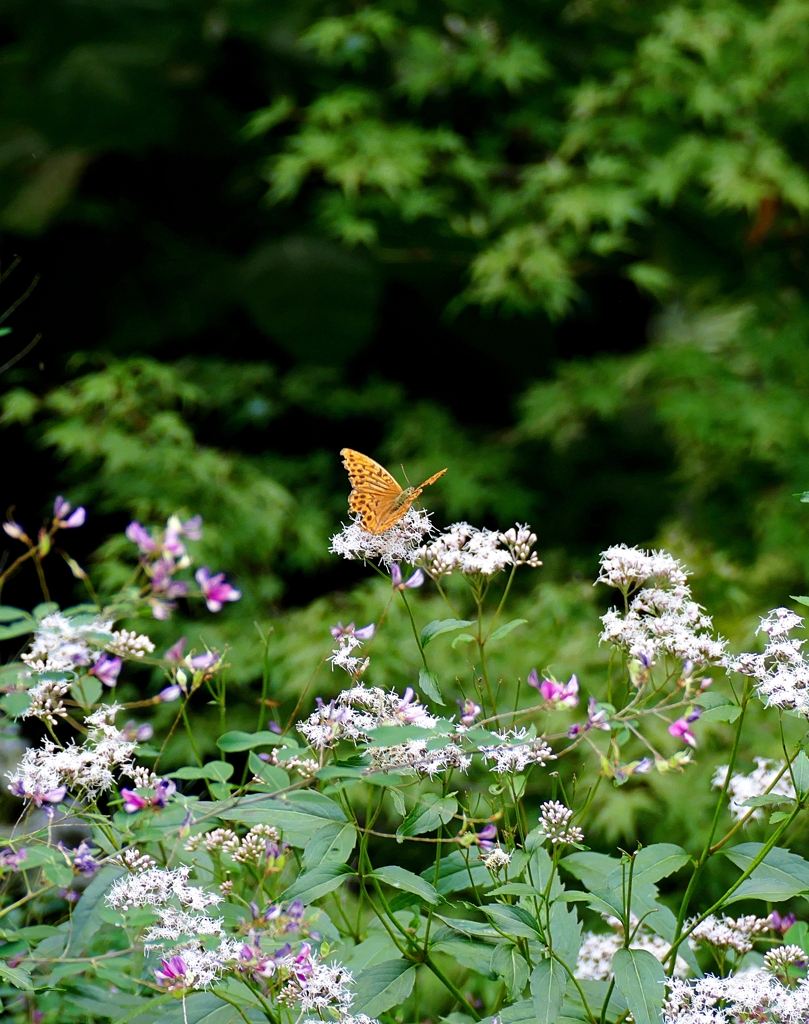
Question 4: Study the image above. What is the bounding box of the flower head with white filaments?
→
[712,758,795,822]
[537,800,584,845]
[330,508,434,567]
[726,607,809,717]
[663,968,809,1023]
[596,544,726,668]
[417,522,541,577]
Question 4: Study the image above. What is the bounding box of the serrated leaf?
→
[700,704,742,723]
[371,864,441,904]
[723,843,809,904]
[491,942,529,998]
[418,667,445,705]
[0,960,33,989]
[530,958,566,1024]
[171,761,234,782]
[397,794,457,838]
[611,948,665,1024]
[487,618,528,643]
[366,724,437,747]
[352,960,416,1017]
[605,844,689,890]
[420,619,474,647]
[451,632,477,648]
[425,849,492,895]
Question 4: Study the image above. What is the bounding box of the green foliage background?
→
[2,0,809,866]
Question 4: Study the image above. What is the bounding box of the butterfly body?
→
[340,448,447,534]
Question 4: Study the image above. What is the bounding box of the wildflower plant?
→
[3,491,809,1024]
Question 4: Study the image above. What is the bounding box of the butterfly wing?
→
[341,448,403,534]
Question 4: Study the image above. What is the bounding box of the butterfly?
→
[340,448,447,535]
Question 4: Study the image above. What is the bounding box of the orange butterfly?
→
[340,448,447,535]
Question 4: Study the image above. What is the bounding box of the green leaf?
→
[371,865,441,904]
[425,849,492,895]
[216,730,287,752]
[0,691,31,717]
[487,618,528,643]
[694,692,733,710]
[247,752,289,791]
[0,618,37,640]
[0,605,32,623]
[68,865,125,955]
[700,704,742,723]
[794,751,809,798]
[397,794,457,839]
[742,793,793,807]
[431,937,496,971]
[418,667,445,705]
[723,843,809,904]
[420,618,474,647]
[785,920,809,954]
[280,863,352,903]
[491,942,530,998]
[530,958,567,1024]
[216,790,346,845]
[451,632,477,648]
[366,724,437,747]
[611,948,665,1024]
[0,960,33,989]
[157,993,264,1024]
[605,845,689,891]
[351,960,417,1017]
[33,602,60,621]
[484,903,543,939]
[171,761,234,782]
[791,594,809,605]
[303,823,357,870]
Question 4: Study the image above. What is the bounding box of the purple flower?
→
[10,780,67,807]
[150,559,189,598]
[195,567,241,612]
[125,521,158,553]
[0,847,27,870]
[669,717,698,748]
[164,514,203,557]
[330,621,376,640]
[530,670,579,708]
[458,698,482,726]
[188,650,220,671]
[634,757,654,774]
[152,779,176,808]
[157,684,182,702]
[3,520,27,541]
[269,720,283,734]
[120,788,149,813]
[391,563,425,590]
[121,720,154,742]
[586,697,610,731]
[771,911,797,935]
[475,824,498,852]
[155,955,188,984]
[53,496,86,528]
[89,652,122,688]
[164,637,187,663]
[72,841,100,876]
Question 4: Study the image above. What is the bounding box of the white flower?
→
[689,913,770,954]
[663,970,809,1023]
[330,633,370,679]
[298,684,436,750]
[597,545,689,590]
[537,800,584,845]
[330,508,433,567]
[108,629,156,658]
[21,612,115,674]
[482,848,512,872]
[764,945,806,973]
[416,522,515,576]
[370,739,471,778]
[478,729,555,774]
[712,758,795,821]
[577,916,689,981]
[597,549,725,668]
[726,608,809,717]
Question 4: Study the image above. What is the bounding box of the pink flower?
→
[53,496,86,528]
[195,567,241,612]
[529,670,579,707]
[125,521,157,553]
[330,622,376,640]
[458,698,481,726]
[155,955,187,984]
[157,684,182,702]
[164,637,187,663]
[120,788,149,813]
[391,564,425,590]
[669,717,698,747]
[88,653,122,688]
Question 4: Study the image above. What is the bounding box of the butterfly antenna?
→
[401,464,411,486]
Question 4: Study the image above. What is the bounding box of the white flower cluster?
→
[597,546,726,667]
[482,848,512,872]
[416,522,534,576]
[108,628,156,658]
[764,945,806,973]
[479,728,555,774]
[576,916,689,981]
[689,913,771,955]
[269,749,319,778]
[169,938,244,989]
[280,959,354,1014]
[8,704,136,802]
[726,608,809,716]
[712,758,795,822]
[330,633,370,679]
[106,863,224,947]
[298,684,436,750]
[23,678,71,725]
[537,800,584,845]
[330,508,434,567]
[664,969,809,1023]
[597,544,689,591]
[184,828,240,855]
[370,738,472,778]
[21,612,114,674]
